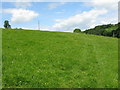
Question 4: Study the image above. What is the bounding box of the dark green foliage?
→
[83,23,119,38]
[4,20,8,29]
[8,25,11,29]
[4,20,11,29]
[114,23,120,38]
[73,28,81,33]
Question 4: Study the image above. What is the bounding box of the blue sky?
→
[1,0,118,32]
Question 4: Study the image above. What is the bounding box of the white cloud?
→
[56,10,65,14]
[54,19,64,22]
[0,9,2,13]
[51,0,118,32]
[52,9,108,32]
[2,1,118,32]
[3,8,39,23]
[89,0,119,10]
[48,2,65,9]
[12,0,32,8]
[14,2,32,8]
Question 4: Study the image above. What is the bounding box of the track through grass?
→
[2,29,118,88]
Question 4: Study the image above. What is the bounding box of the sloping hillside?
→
[2,29,118,88]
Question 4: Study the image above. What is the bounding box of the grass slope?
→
[2,29,118,88]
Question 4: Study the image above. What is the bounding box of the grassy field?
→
[0,29,2,89]
[2,29,118,88]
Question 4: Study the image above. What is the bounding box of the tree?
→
[116,22,120,38]
[4,20,11,29]
[73,28,81,33]
[112,30,116,37]
[115,28,120,38]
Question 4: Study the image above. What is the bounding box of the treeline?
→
[74,23,120,38]
[83,23,120,38]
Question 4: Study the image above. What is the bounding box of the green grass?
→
[0,29,2,89]
[2,29,118,88]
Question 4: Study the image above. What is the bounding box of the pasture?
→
[2,29,118,88]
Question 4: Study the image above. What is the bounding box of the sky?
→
[1,0,119,32]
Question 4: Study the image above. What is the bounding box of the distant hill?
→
[83,23,120,38]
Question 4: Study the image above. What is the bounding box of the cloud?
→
[14,2,32,8]
[88,0,118,10]
[0,9,2,13]
[56,11,64,14]
[48,2,65,9]
[51,0,118,32]
[52,9,109,32]
[2,1,118,32]
[12,0,32,8]
[3,8,39,23]
[19,25,53,31]
[56,10,65,14]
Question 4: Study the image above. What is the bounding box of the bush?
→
[73,28,81,33]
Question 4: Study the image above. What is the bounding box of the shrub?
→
[73,28,81,33]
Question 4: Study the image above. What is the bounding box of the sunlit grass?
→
[2,29,118,88]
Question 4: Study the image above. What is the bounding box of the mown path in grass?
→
[2,29,118,88]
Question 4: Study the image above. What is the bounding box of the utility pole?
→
[38,20,40,30]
